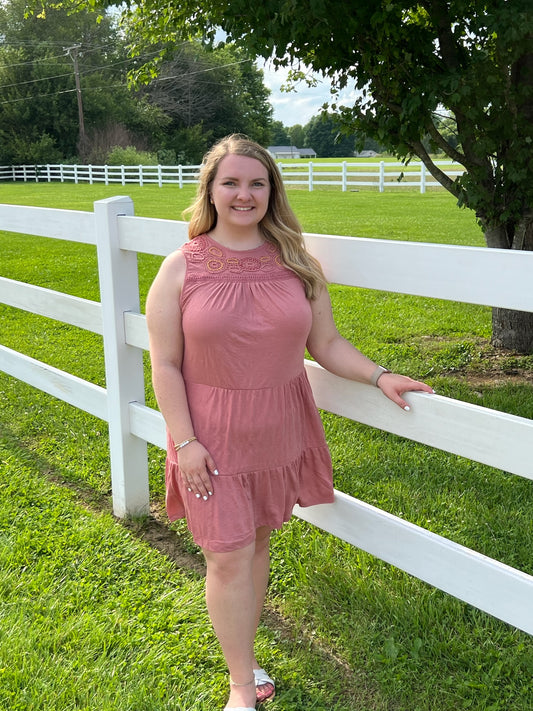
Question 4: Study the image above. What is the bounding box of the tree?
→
[304,115,354,157]
[0,0,163,163]
[138,42,272,163]
[269,120,290,145]
[92,0,533,352]
[288,124,305,148]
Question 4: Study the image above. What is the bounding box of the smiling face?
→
[209,154,271,243]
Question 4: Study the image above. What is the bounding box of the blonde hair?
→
[183,134,327,299]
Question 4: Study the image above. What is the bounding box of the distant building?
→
[267,146,317,159]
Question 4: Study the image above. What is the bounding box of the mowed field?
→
[1,180,532,711]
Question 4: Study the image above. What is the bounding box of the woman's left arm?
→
[306,287,434,410]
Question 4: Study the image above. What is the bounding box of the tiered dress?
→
[165,233,334,552]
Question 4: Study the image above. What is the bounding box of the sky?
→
[257,59,358,128]
[258,60,330,127]
[212,27,354,128]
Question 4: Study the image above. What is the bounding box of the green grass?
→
[1,182,533,710]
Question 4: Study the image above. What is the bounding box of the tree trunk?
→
[491,309,533,353]
[484,217,533,355]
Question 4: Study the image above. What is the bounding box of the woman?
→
[146,134,433,710]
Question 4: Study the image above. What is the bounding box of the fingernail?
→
[213,469,219,476]
[187,487,192,492]
[208,491,213,496]
[404,405,410,412]
[195,493,201,498]
[203,495,208,501]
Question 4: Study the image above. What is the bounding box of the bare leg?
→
[252,526,271,636]
[251,527,276,701]
[204,541,257,709]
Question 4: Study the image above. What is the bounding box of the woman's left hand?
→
[376,373,435,411]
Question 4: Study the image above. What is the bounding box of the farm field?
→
[1,183,533,710]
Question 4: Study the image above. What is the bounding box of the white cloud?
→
[258,59,333,126]
[258,59,358,127]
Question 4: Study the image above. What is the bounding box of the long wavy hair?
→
[184,134,327,299]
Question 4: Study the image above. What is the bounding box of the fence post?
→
[342,161,347,192]
[308,161,314,191]
[139,165,143,187]
[420,162,427,194]
[379,161,385,192]
[94,196,150,518]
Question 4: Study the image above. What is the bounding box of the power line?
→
[0,56,255,105]
[0,52,71,68]
[0,50,161,90]
[0,71,73,89]
[0,87,77,104]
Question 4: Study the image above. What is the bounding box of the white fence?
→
[0,160,464,192]
[1,196,533,636]
[0,163,201,188]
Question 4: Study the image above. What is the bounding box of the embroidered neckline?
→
[184,233,284,276]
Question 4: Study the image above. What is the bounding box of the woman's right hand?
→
[177,441,218,501]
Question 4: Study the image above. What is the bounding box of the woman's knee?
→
[204,543,255,582]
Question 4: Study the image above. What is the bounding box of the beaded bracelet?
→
[370,365,391,387]
[174,436,197,451]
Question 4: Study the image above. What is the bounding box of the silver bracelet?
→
[174,436,197,451]
[370,365,390,387]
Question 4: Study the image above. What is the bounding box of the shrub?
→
[106,145,158,165]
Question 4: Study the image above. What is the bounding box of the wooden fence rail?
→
[0,160,464,192]
[1,196,532,635]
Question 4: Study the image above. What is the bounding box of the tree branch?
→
[409,138,461,197]
[425,119,466,164]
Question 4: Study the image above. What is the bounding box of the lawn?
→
[1,182,533,710]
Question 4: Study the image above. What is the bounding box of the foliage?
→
[8,132,63,164]
[3,0,276,166]
[269,120,290,145]
[287,123,305,148]
[83,0,533,241]
[0,0,157,163]
[136,40,273,160]
[106,145,158,165]
[304,114,355,157]
[73,0,533,351]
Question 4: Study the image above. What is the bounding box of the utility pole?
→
[64,45,85,143]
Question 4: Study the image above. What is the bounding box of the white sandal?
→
[253,668,275,703]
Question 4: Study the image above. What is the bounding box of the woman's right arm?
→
[145,251,217,500]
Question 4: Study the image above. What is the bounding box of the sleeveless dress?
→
[165,233,334,552]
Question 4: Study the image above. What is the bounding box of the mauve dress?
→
[165,233,334,552]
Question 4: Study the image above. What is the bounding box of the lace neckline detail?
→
[183,233,285,277]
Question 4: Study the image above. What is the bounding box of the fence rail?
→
[1,196,532,636]
[0,160,464,192]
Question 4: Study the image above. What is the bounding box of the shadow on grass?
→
[0,419,386,711]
